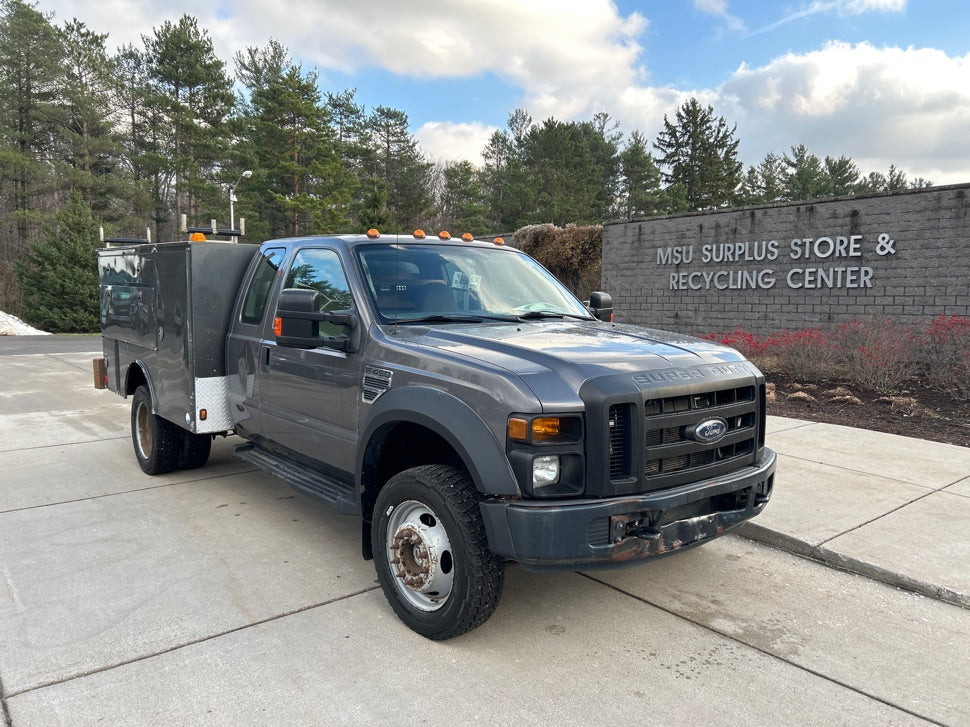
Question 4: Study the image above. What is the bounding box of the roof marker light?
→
[366,228,380,239]
[413,229,426,239]
[493,237,505,245]
[461,232,474,241]
[438,231,451,240]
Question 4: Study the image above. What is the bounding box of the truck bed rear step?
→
[234,442,359,515]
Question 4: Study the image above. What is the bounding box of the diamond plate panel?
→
[193,376,233,432]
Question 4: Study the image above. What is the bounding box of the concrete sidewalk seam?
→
[1,669,11,727]
[3,585,382,700]
[0,466,262,516]
[0,435,128,455]
[737,523,969,610]
[771,451,942,492]
[814,486,942,549]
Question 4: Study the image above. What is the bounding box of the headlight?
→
[533,455,560,488]
[508,415,582,444]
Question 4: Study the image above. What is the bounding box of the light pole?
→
[229,170,252,231]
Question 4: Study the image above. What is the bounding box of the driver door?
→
[257,246,361,476]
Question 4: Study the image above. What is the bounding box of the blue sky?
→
[40,0,970,184]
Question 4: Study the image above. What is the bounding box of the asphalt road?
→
[0,334,101,355]
[1,338,967,726]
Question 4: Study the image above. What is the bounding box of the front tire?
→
[131,385,180,475]
[372,465,504,640]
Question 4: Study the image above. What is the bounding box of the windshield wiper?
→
[392,314,487,324]
[516,310,593,321]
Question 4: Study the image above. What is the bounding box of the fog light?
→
[533,455,560,488]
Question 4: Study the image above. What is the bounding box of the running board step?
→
[234,443,359,515]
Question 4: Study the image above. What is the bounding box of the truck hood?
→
[389,320,753,404]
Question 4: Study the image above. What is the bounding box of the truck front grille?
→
[607,384,760,493]
[608,405,629,477]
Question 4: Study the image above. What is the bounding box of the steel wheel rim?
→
[385,499,455,612]
[135,401,153,460]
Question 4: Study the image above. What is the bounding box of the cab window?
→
[241,247,285,326]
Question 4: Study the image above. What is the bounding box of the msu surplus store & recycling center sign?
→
[659,232,897,291]
[601,185,970,335]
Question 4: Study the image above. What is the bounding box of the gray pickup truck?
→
[95,231,776,639]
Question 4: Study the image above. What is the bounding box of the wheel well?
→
[125,363,148,396]
[359,420,467,560]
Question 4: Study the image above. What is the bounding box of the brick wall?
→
[602,184,970,336]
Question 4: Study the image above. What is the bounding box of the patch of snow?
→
[0,311,50,336]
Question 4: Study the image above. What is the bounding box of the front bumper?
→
[479,448,776,571]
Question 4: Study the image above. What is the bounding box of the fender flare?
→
[124,359,157,409]
[357,385,520,497]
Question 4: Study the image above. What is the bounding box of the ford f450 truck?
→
[95,231,776,639]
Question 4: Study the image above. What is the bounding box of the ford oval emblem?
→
[691,417,728,444]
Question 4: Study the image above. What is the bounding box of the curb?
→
[737,522,969,610]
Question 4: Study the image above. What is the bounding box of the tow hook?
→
[610,514,661,543]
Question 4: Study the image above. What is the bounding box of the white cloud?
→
[44,0,650,153]
[839,0,907,14]
[719,42,970,183]
[749,0,906,36]
[693,0,746,33]
[415,121,498,164]
[34,1,970,186]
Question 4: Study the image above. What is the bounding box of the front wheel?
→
[372,465,504,640]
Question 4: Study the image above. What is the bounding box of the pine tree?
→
[58,20,123,220]
[522,117,618,226]
[782,144,826,201]
[0,0,66,250]
[822,155,861,197]
[619,130,663,218]
[142,15,235,233]
[366,106,432,230]
[481,109,532,231]
[438,160,486,233]
[324,89,369,228]
[113,43,166,235]
[653,98,742,211]
[739,152,785,205]
[15,190,100,332]
[588,112,623,220]
[237,42,354,237]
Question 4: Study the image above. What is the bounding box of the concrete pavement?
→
[1,342,968,725]
[744,416,970,609]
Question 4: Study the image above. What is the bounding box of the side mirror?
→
[587,291,613,323]
[275,288,358,350]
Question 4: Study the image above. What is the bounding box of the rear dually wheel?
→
[131,385,180,475]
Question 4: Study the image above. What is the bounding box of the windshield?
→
[356,243,593,323]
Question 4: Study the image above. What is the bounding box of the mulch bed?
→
[766,373,970,448]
